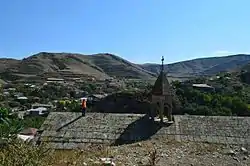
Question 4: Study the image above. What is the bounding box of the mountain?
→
[0,58,19,72]
[1,52,250,81]
[140,54,250,77]
[0,52,156,81]
[241,61,250,72]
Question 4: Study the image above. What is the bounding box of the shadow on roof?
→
[113,114,173,146]
[56,115,82,132]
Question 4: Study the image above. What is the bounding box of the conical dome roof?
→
[151,71,171,96]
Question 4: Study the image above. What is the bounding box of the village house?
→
[10,107,20,113]
[17,128,38,142]
[32,97,40,103]
[6,87,16,92]
[17,96,28,100]
[108,81,123,88]
[64,77,81,82]
[192,84,215,92]
[25,107,49,117]
[31,103,54,109]
[87,94,108,103]
[88,77,96,81]
[74,90,88,98]
[3,91,10,96]
[14,92,24,98]
[46,78,65,84]
[17,111,25,119]
[24,83,36,88]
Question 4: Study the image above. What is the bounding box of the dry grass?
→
[0,138,243,166]
[0,139,52,166]
[0,140,115,166]
[51,146,115,166]
[145,143,160,166]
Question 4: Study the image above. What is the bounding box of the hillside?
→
[0,52,156,80]
[87,53,156,78]
[241,61,250,72]
[1,53,250,81]
[0,58,20,72]
[140,54,250,76]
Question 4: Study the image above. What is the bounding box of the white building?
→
[17,96,28,100]
[17,128,38,142]
[25,107,48,116]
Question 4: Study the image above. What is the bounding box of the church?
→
[150,56,173,123]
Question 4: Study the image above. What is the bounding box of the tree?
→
[69,91,76,98]
[231,97,248,116]
[221,96,232,108]
[0,107,9,120]
[193,77,206,84]
[67,100,81,112]
[89,84,97,92]
[203,94,212,104]
[8,101,21,108]
[56,102,65,111]
[215,107,232,116]
[171,80,181,89]
[194,105,212,115]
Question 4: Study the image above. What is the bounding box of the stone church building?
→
[150,56,174,123]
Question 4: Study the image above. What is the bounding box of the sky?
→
[1,0,250,64]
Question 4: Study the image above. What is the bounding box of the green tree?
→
[231,97,248,115]
[89,84,97,92]
[0,107,9,120]
[215,107,232,116]
[67,100,81,112]
[221,96,232,108]
[203,94,212,104]
[194,105,212,115]
[171,80,181,88]
[22,117,46,129]
[69,91,76,98]
[8,101,21,108]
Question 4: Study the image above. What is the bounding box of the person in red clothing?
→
[81,98,87,116]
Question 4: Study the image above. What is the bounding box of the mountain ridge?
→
[140,54,250,76]
[1,52,250,81]
[0,52,156,81]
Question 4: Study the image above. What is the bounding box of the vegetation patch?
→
[173,73,250,116]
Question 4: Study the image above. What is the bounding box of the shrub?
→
[0,139,52,166]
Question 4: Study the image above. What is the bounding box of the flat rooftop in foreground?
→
[39,112,250,149]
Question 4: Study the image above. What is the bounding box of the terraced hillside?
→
[0,52,156,80]
[1,53,250,81]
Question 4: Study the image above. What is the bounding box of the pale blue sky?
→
[1,0,250,64]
